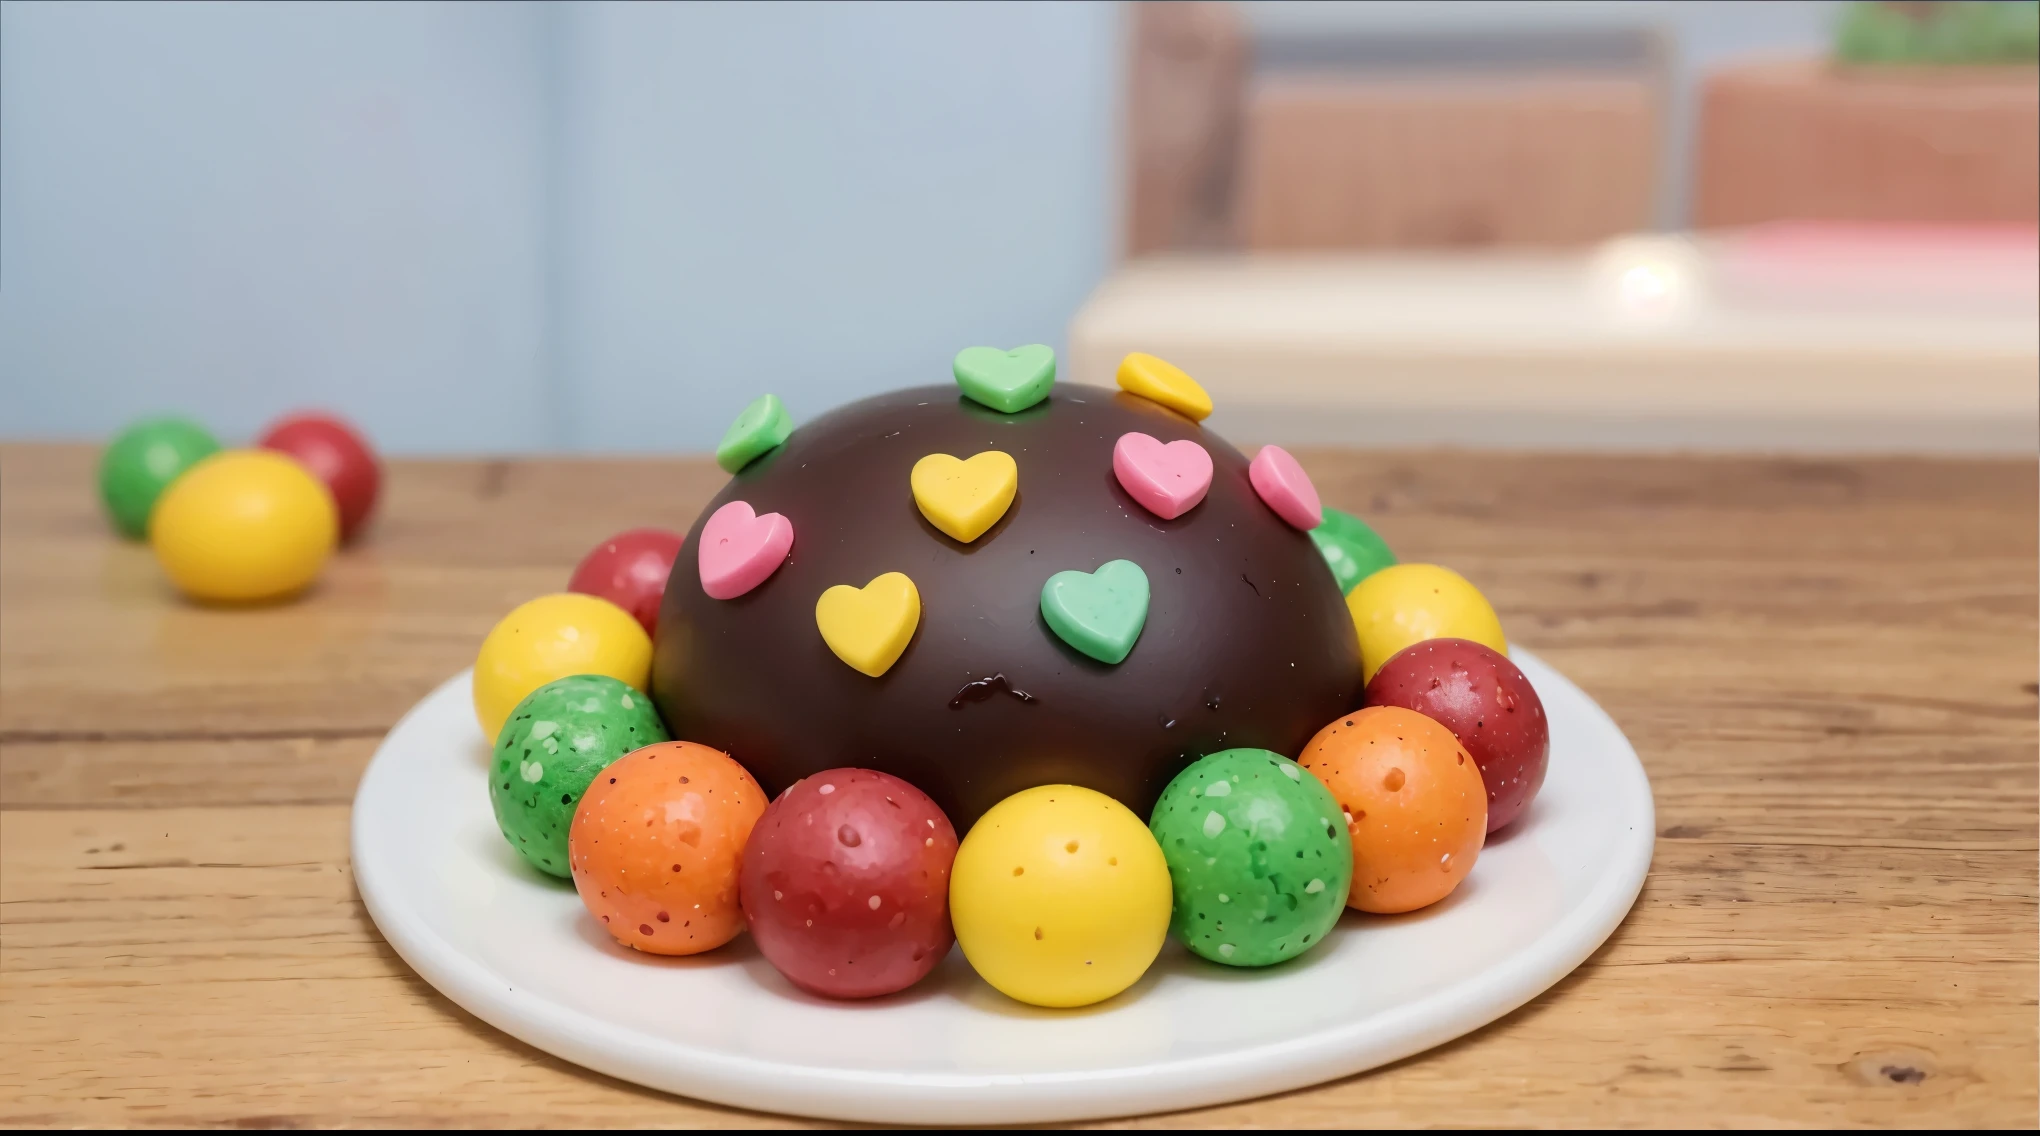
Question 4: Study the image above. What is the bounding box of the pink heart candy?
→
[698,500,794,600]
[1112,431,1214,520]
[1248,445,1322,530]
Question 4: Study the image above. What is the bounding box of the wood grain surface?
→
[2,443,2033,1128]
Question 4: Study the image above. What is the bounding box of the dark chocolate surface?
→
[653,385,1362,828]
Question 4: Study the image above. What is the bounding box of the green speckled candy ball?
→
[1310,507,1395,595]
[489,673,669,877]
[1149,747,1352,967]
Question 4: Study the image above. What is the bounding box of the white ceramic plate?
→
[352,649,1652,1125]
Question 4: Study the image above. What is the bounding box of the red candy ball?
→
[1363,638,1549,833]
[739,768,958,999]
[257,412,380,543]
[567,528,685,635]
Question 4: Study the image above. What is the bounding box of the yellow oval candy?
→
[910,451,1017,543]
[1346,563,1507,683]
[150,449,337,603]
[815,571,920,677]
[473,593,652,742]
[1115,352,1213,422]
[949,784,1173,1008]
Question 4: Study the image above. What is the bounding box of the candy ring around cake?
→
[351,649,1651,1126]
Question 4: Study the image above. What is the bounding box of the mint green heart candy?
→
[953,344,1055,414]
[1040,559,1150,665]
[1310,507,1396,594]
[716,393,792,473]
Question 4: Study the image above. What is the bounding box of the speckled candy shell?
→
[1149,748,1352,967]
[489,674,671,877]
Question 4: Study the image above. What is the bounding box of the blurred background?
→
[2,0,2034,455]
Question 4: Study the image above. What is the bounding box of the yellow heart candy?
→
[815,571,921,677]
[1115,352,1213,422]
[910,451,1018,544]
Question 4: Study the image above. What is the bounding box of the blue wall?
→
[552,2,1119,452]
[0,0,556,453]
[0,0,1121,452]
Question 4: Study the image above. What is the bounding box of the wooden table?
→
[3,443,2033,1127]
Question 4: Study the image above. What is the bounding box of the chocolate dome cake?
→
[653,372,1360,827]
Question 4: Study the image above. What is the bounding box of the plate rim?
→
[352,648,1653,1125]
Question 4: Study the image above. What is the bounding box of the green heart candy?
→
[1040,558,1150,665]
[1310,507,1396,594]
[953,344,1056,414]
[716,393,792,473]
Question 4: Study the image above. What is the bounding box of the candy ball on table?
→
[739,768,959,998]
[1149,748,1352,967]
[149,450,337,603]
[1300,706,1487,914]
[948,785,1172,1009]
[1365,638,1549,833]
[1346,562,1507,683]
[567,528,685,635]
[472,593,652,742]
[99,416,222,539]
[256,412,381,543]
[570,741,764,954]
[490,674,670,878]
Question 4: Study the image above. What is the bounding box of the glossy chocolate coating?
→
[653,385,1361,828]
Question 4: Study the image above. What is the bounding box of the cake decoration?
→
[1310,506,1396,594]
[1114,351,1213,422]
[1364,638,1548,833]
[1039,558,1150,665]
[1111,431,1213,520]
[1248,444,1323,530]
[1346,563,1506,682]
[489,673,671,877]
[739,768,959,998]
[952,345,1056,414]
[716,393,793,473]
[453,351,1545,1010]
[567,527,685,634]
[472,592,652,741]
[910,450,1018,543]
[569,740,763,953]
[1148,748,1353,966]
[815,571,921,677]
[1300,707,1486,914]
[947,784,1173,1008]
[655,385,1359,829]
[697,500,794,600]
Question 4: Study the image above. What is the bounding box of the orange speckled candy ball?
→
[1299,706,1487,914]
[568,741,766,955]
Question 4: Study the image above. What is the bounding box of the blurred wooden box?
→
[1237,75,1659,250]
[1697,59,2040,226]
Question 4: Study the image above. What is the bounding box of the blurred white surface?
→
[1068,241,2040,454]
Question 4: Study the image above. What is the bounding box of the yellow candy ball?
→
[1346,563,1508,683]
[472,593,652,743]
[949,784,1172,1009]
[150,449,338,603]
